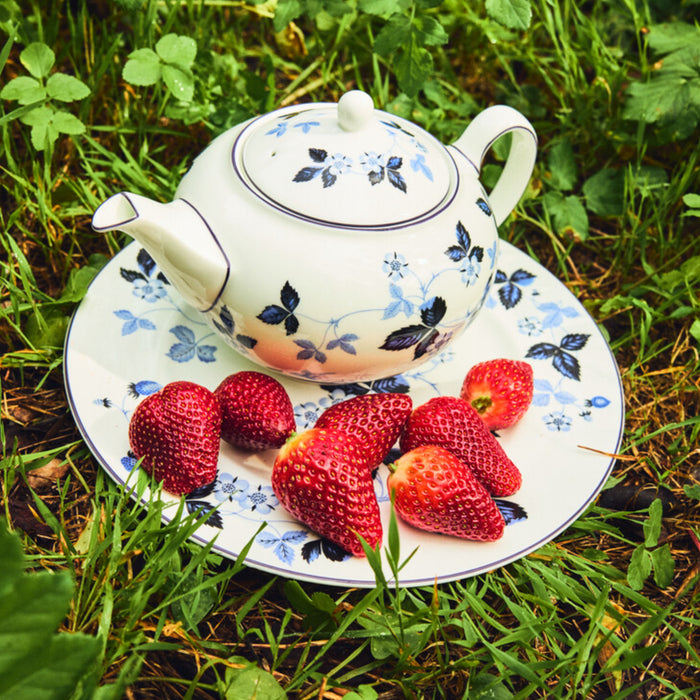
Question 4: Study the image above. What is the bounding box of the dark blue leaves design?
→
[493,268,536,309]
[320,374,410,397]
[120,248,169,286]
[380,296,447,359]
[494,499,528,525]
[381,119,413,136]
[167,325,217,363]
[258,281,300,335]
[302,537,352,563]
[185,482,222,528]
[212,305,257,349]
[526,333,590,381]
[385,156,406,192]
[293,147,407,192]
[294,148,328,185]
[445,221,484,268]
[476,197,492,216]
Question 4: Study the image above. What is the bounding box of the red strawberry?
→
[388,445,505,542]
[314,393,412,468]
[214,371,295,451]
[271,428,382,557]
[128,381,222,495]
[399,396,522,496]
[460,358,533,430]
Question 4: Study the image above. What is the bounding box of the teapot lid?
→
[233,91,457,228]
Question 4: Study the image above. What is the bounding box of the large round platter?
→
[64,241,624,587]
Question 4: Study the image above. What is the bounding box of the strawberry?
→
[399,396,522,497]
[388,445,505,542]
[460,358,533,430]
[128,381,222,495]
[314,393,412,468]
[214,371,295,451]
[271,428,382,557]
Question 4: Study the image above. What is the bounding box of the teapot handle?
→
[450,106,537,227]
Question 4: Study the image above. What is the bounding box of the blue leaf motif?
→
[274,541,296,565]
[553,351,581,381]
[137,248,157,277]
[321,168,337,188]
[387,155,402,170]
[494,499,527,524]
[381,325,426,351]
[309,148,327,162]
[382,300,402,319]
[532,393,551,407]
[414,328,440,358]
[137,318,156,330]
[371,375,410,394]
[121,318,139,336]
[445,245,466,262]
[168,343,196,363]
[258,305,288,325]
[257,532,280,548]
[301,538,352,563]
[294,166,323,182]
[511,269,536,285]
[114,309,135,320]
[476,197,492,216]
[280,281,300,311]
[456,221,471,250]
[534,378,554,392]
[494,270,508,284]
[498,282,522,310]
[266,122,287,137]
[196,345,218,363]
[420,296,447,327]
[237,334,258,349]
[295,339,327,363]
[387,169,407,193]
[410,153,433,181]
[294,120,320,133]
[560,333,590,351]
[526,342,559,360]
[283,530,308,545]
[327,334,358,355]
[170,325,196,344]
[554,391,578,404]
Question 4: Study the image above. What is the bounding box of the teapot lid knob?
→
[337,90,374,132]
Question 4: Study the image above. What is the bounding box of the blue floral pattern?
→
[262,113,434,194]
[115,249,219,364]
[72,241,622,581]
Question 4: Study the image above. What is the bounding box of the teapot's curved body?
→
[93,92,537,384]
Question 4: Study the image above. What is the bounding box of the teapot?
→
[92,90,536,384]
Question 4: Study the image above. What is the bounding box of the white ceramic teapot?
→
[92,90,537,384]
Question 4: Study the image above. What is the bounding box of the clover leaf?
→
[122,33,197,103]
[0,42,90,151]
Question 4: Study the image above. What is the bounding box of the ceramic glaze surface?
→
[92,91,537,383]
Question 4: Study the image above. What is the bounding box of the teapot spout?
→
[92,193,229,311]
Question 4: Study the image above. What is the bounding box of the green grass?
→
[1,0,699,697]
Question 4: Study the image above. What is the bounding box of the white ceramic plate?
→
[64,240,624,587]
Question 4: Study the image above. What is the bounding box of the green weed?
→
[1,0,699,697]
